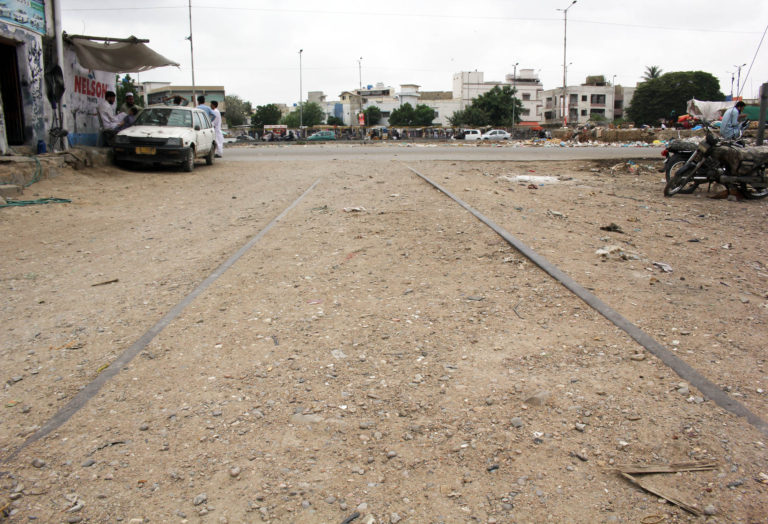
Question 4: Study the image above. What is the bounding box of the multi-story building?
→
[542,76,635,126]
[453,69,544,125]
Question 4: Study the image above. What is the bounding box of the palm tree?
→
[643,65,663,81]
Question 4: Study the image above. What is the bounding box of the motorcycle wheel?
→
[737,168,768,200]
[665,153,689,183]
[664,163,696,197]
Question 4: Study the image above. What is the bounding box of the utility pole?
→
[557,0,576,126]
[187,0,196,105]
[299,49,303,129]
[757,82,767,146]
[511,62,519,129]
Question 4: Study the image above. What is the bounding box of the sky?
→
[61,0,768,107]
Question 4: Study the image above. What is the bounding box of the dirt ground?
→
[1,146,767,523]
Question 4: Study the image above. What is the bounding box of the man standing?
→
[119,92,137,115]
[721,101,747,140]
[210,100,224,158]
[196,95,216,122]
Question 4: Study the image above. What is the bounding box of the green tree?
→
[327,115,345,126]
[643,65,663,81]
[115,74,144,109]
[627,71,724,126]
[413,104,436,126]
[471,85,523,126]
[389,103,415,126]
[388,103,435,126]
[282,101,325,127]
[251,104,283,129]
[448,106,490,127]
[223,94,253,127]
[363,106,382,126]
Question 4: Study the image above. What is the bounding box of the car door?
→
[195,111,214,154]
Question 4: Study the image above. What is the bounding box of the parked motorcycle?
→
[661,120,749,183]
[663,121,768,199]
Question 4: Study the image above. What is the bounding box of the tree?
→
[327,115,345,126]
[627,71,724,126]
[282,101,325,127]
[251,104,283,129]
[363,106,382,126]
[388,103,436,126]
[643,65,663,81]
[223,95,253,127]
[389,103,415,126]
[413,104,436,126]
[115,74,143,109]
[448,106,491,127]
[471,85,523,126]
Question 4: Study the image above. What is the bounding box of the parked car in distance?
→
[236,134,255,142]
[481,129,511,140]
[113,105,216,172]
[462,129,482,141]
[307,130,336,141]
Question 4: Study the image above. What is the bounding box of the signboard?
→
[358,112,365,125]
[64,45,116,146]
[0,0,46,35]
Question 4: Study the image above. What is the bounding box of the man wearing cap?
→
[120,92,138,115]
[721,101,747,140]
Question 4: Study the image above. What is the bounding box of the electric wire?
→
[738,22,768,97]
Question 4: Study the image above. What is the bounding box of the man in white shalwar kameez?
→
[210,100,224,158]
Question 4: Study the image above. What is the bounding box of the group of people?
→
[97,90,140,144]
[97,91,224,157]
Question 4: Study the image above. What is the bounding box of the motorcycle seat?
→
[714,145,768,175]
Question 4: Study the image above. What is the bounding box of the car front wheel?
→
[182,146,195,172]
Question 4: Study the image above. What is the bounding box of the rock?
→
[390,513,402,523]
[324,496,336,504]
[386,451,397,459]
[510,417,524,428]
[361,515,375,524]
[574,423,586,432]
[81,459,96,467]
[229,466,241,478]
[31,458,45,468]
[703,504,716,515]
[139,424,149,431]
[291,413,324,424]
[193,493,207,506]
[523,390,551,406]
[630,353,645,361]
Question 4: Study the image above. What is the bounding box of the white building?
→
[453,69,544,125]
[541,76,635,125]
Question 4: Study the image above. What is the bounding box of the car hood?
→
[117,126,191,138]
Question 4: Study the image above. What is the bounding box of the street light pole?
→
[734,63,746,97]
[358,56,363,90]
[557,0,576,126]
[299,49,303,129]
[187,0,196,105]
[511,62,519,128]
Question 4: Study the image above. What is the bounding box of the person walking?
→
[210,100,224,158]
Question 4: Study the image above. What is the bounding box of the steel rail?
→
[2,179,321,463]
[407,165,768,437]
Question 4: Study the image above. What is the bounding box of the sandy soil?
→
[0,148,767,523]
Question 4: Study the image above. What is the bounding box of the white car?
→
[481,129,511,141]
[462,129,482,141]
[113,106,216,171]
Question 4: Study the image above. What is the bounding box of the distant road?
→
[223,142,664,162]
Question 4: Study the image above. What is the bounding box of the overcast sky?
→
[62,0,768,107]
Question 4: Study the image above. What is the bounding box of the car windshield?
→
[135,108,193,128]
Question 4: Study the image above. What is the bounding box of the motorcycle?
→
[661,119,749,183]
[663,120,768,199]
